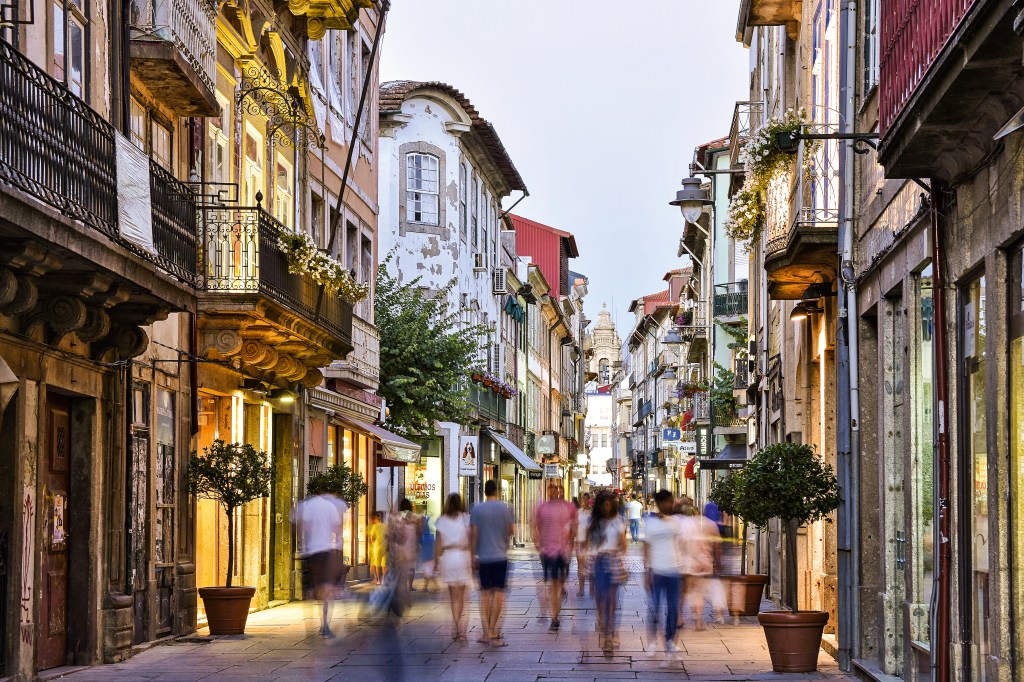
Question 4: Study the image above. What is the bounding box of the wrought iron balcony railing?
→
[0,38,200,287]
[733,357,750,390]
[763,122,840,265]
[129,0,218,112]
[470,384,507,423]
[202,205,352,342]
[879,0,978,136]
[713,281,748,318]
[728,101,763,168]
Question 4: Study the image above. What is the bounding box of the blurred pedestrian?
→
[387,498,420,616]
[291,491,348,637]
[368,511,387,585]
[586,490,627,655]
[679,502,721,630]
[643,489,684,659]
[575,492,592,597]
[703,502,729,622]
[417,510,439,593]
[532,480,577,631]
[470,479,515,646]
[625,494,643,543]
[435,493,471,643]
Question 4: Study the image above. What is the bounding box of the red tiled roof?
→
[379,80,527,193]
[628,289,673,317]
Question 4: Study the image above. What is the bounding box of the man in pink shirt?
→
[532,480,578,631]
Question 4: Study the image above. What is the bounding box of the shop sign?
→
[696,426,710,458]
[665,456,676,469]
[407,463,438,500]
[458,435,478,477]
[536,434,556,455]
[571,468,585,479]
[699,459,747,470]
[662,428,681,441]
[543,464,561,479]
[678,441,696,453]
[51,494,66,548]
[528,470,543,480]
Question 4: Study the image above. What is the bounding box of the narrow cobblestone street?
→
[61,549,852,682]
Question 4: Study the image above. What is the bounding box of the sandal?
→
[491,638,509,647]
[476,636,491,644]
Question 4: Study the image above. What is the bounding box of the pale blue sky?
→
[379,1,750,331]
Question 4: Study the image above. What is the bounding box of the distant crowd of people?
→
[290,482,730,658]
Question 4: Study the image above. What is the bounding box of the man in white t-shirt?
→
[625,495,644,542]
[642,489,684,656]
[292,493,348,637]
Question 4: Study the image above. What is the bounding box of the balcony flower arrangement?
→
[728,108,818,247]
[676,309,694,326]
[277,230,369,303]
[496,380,517,398]
[676,379,705,398]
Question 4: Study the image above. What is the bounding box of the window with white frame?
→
[470,175,479,251]
[481,188,490,258]
[864,0,880,91]
[406,153,439,225]
[459,163,468,242]
[52,0,87,97]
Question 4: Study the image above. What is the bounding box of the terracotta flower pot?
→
[471,372,483,382]
[199,586,256,635]
[723,574,768,616]
[757,610,829,673]
[482,379,493,387]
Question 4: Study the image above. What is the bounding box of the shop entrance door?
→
[37,395,70,670]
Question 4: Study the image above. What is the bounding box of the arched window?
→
[406,153,439,224]
[599,358,610,384]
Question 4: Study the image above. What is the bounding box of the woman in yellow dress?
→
[368,511,387,585]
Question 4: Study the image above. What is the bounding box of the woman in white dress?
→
[434,493,472,642]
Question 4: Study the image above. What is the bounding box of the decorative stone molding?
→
[2,275,37,315]
[112,325,150,359]
[300,367,324,388]
[78,307,111,343]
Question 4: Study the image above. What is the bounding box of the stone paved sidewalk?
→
[59,549,855,682]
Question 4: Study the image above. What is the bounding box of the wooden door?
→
[37,395,69,670]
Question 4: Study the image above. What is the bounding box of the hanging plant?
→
[277,230,370,303]
[728,108,820,248]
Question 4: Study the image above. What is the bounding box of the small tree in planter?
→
[720,442,840,672]
[187,440,273,634]
[305,462,368,586]
[307,462,368,508]
[709,470,767,616]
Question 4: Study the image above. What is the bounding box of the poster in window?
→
[458,435,478,477]
[964,300,976,358]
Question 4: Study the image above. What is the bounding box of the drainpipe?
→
[836,0,860,670]
[930,183,951,682]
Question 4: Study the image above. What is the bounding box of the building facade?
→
[376,80,546,531]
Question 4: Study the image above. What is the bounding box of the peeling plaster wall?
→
[379,95,507,355]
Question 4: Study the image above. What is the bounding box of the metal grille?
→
[728,101,763,168]
[149,160,201,286]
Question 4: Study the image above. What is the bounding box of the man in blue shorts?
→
[470,479,515,645]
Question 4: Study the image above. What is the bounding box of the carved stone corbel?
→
[299,367,323,389]
[1,274,37,315]
[203,328,244,359]
[77,306,111,343]
[112,326,150,359]
[45,295,88,333]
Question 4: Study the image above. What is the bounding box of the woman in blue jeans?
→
[586,491,627,655]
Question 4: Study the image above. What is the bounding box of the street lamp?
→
[789,300,824,322]
[669,177,713,224]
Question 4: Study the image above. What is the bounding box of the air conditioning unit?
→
[473,253,487,271]
[492,268,508,295]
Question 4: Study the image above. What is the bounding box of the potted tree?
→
[305,461,368,585]
[708,470,767,617]
[716,442,840,673]
[187,440,273,635]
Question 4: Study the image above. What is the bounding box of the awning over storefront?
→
[340,417,422,466]
[684,457,697,480]
[487,430,542,472]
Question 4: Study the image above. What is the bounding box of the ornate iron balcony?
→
[728,101,763,169]
[713,281,748,319]
[202,205,352,343]
[0,38,200,287]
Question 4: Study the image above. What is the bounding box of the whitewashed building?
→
[377,80,533,510]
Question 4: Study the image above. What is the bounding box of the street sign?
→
[699,459,747,470]
[662,428,681,441]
